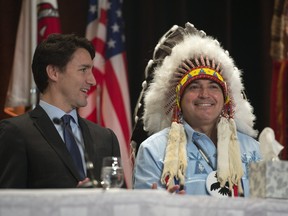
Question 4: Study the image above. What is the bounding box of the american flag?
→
[79,0,132,188]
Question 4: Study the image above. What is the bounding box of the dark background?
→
[0,0,273,136]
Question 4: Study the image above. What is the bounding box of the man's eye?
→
[80,68,87,72]
[210,84,221,89]
[189,85,200,90]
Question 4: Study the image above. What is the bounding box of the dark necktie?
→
[61,115,85,179]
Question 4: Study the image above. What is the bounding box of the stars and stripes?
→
[79,0,132,188]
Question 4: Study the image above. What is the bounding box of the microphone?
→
[53,117,100,188]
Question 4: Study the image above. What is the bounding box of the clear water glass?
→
[101,157,124,189]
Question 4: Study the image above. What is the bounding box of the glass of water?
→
[101,157,124,189]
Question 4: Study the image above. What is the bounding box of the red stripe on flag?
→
[86,106,97,122]
[105,59,130,142]
[99,7,107,25]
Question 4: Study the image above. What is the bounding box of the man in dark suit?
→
[0,34,121,188]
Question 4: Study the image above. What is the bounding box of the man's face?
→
[180,79,224,128]
[55,48,96,112]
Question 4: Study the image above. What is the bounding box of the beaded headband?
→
[175,61,229,111]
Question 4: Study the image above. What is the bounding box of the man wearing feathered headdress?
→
[132,23,262,197]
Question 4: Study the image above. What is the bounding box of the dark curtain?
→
[0,0,22,119]
[0,0,273,136]
[124,0,273,135]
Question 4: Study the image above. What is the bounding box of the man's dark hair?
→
[32,33,95,93]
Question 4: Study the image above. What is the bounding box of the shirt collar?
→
[183,121,195,142]
[183,121,207,141]
[39,100,79,125]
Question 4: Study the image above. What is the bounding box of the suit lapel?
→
[29,105,82,181]
[78,117,100,180]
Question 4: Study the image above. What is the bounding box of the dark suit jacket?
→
[0,105,120,188]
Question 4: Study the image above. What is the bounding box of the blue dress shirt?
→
[133,121,261,197]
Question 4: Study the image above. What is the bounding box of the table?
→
[0,189,287,216]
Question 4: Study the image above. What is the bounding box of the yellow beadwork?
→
[176,67,227,108]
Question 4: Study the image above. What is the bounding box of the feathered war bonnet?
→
[142,23,257,193]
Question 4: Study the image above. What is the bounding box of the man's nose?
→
[199,86,209,97]
[87,70,96,86]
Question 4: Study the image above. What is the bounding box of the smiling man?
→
[133,23,262,197]
[0,34,121,188]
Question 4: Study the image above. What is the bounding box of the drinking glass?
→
[101,157,124,189]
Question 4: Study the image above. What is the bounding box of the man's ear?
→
[46,65,59,81]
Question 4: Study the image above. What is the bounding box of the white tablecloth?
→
[0,189,287,216]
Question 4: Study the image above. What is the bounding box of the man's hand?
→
[151,183,185,195]
[77,178,91,187]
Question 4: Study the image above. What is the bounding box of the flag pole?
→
[29,0,38,109]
